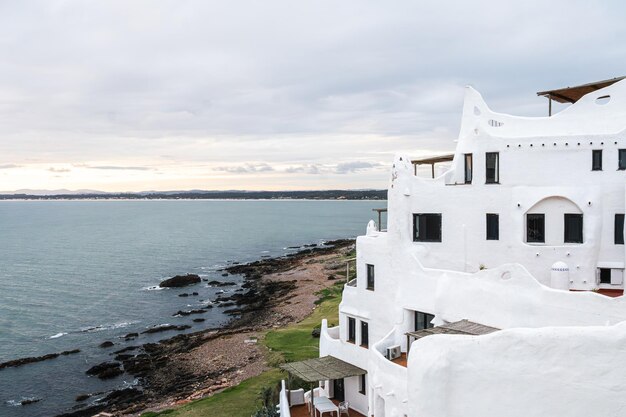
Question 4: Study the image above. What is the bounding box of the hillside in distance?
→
[0,189,387,200]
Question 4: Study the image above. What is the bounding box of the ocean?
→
[0,199,384,417]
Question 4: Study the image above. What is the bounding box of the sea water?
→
[0,199,384,417]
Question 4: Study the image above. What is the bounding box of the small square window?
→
[360,321,369,348]
[615,214,624,245]
[592,150,602,171]
[486,152,499,184]
[413,213,442,242]
[619,149,626,170]
[564,214,583,243]
[464,153,473,184]
[526,214,545,243]
[366,264,375,290]
[486,213,499,240]
[415,311,434,331]
[347,317,356,343]
[599,268,611,284]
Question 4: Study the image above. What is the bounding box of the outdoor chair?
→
[289,388,305,406]
[338,400,350,416]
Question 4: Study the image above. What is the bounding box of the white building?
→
[280,78,626,417]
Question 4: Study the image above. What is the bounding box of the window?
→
[415,311,435,331]
[464,153,473,184]
[599,268,611,284]
[485,152,499,184]
[359,374,366,395]
[615,214,624,244]
[413,213,442,242]
[526,214,545,243]
[564,214,583,243]
[486,213,499,240]
[592,150,602,171]
[347,317,356,343]
[366,264,375,290]
[619,149,626,170]
[360,321,369,348]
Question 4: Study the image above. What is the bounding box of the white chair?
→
[338,401,350,416]
[289,388,305,406]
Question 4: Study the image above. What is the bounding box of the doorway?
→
[333,378,345,402]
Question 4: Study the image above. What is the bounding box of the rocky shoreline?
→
[49,238,354,417]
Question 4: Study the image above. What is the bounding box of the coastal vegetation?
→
[140,280,343,417]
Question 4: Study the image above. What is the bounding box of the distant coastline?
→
[0,189,387,201]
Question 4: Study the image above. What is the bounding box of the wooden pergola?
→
[411,154,454,178]
[405,319,499,354]
[537,76,625,116]
[280,356,366,417]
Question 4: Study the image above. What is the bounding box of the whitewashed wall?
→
[407,323,626,417]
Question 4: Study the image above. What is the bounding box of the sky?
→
[0,0,625,192]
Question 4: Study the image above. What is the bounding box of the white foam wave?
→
[80,321,139,333]
[142,285,165,291]
[49,332,67,339]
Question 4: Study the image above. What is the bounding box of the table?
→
[313,396,339,417]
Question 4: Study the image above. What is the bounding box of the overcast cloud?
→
[0,1,625,191]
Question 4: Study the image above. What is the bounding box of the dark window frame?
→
[564,213,583,244]
[360,321,369,348]
[619,149,626,170]
[485,152,499,184]
[347,317,356,343]
[358,374,366,395]
[413,213,442,242]
[615,214,625,245]
[599,268,611,284]
[464,153,473,184]
[486,213,499,240]
[415,311,435,331]
[592,150,602,171]
[366,264,375,291]
[526,213,545,243]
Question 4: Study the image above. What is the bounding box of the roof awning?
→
[536,76,625,104]
[411,154,455,165]
[406,319,499,352]
[279,355,366,382]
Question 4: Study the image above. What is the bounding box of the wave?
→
[79,321,139,333]
[49,332,67,339]
[142,285,166,291]
[5,397,41,407]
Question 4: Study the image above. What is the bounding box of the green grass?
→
[141,277,343,417]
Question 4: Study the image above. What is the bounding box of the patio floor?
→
[391,352,407,367]
[289,399,367,417]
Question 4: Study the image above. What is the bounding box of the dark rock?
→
[173,309,206,316]
[219,302,235,307]
[327,274,336,280]
[192,292,199,296]
[114,354,134,361]
[192,318,205,323]
[124,332,139,340]
[99,341,114,348]
[207,280,237,287]
[75,394,90,402]
[141,324,191,334]
[86,361,123,379]
[221,273,228,277]
[159,274,201,288]
[311,328,321,338]
[0,349,80,370]
[178,293,189,297]
[113,345,139,354]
